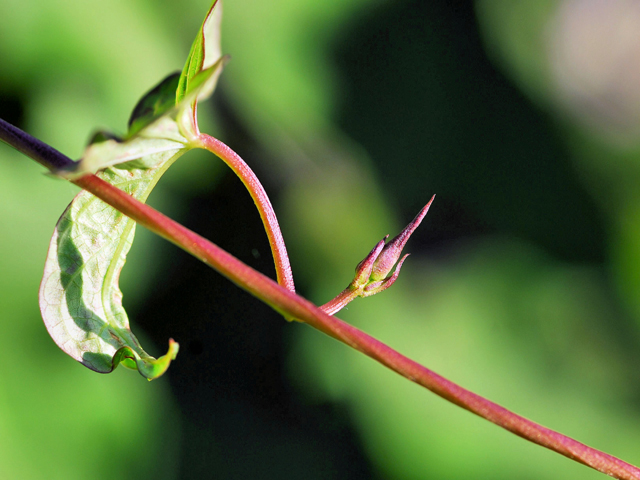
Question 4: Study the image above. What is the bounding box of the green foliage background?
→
[2,0,640,478]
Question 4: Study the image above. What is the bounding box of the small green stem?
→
[3,117,640,480]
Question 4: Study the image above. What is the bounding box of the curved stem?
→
[181,132,372,316]
[196,133,295,293]
[3,118,640,479]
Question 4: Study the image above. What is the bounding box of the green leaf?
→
[57,57,226,179]
[88,129,122,144]
[39,156,183,380]
[127,72,181,138]
[52,1,224,179]
[176,0,223,104]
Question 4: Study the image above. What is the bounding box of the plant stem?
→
[196,133,295,293]
[320,287,360,315]
[71,174,640,480]
[3,118,640,479]
[196,132,364,316]
[0,117,75,170]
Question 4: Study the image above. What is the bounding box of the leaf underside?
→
[39,0,224,380]
[39,157,182,380]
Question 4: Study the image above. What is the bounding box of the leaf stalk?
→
[196,132,295,293]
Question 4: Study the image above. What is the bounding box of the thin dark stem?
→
[3,118,640,479]
[0,117,75,170]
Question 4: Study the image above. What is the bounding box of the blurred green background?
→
[2,0,640,478]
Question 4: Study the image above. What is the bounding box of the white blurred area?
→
[548,0,640,142]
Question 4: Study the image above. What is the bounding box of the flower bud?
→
[352,236,388,287]
[321,195,435,316]
[369,195,435,282]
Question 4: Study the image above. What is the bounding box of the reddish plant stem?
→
[320,287,360,315]
[73,173,640,480]
[196,132,365,316]
[196,133,295,293]
[3,119,639,478]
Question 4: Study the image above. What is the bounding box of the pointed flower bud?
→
[369,194,435,282]
[321,195,435,316]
